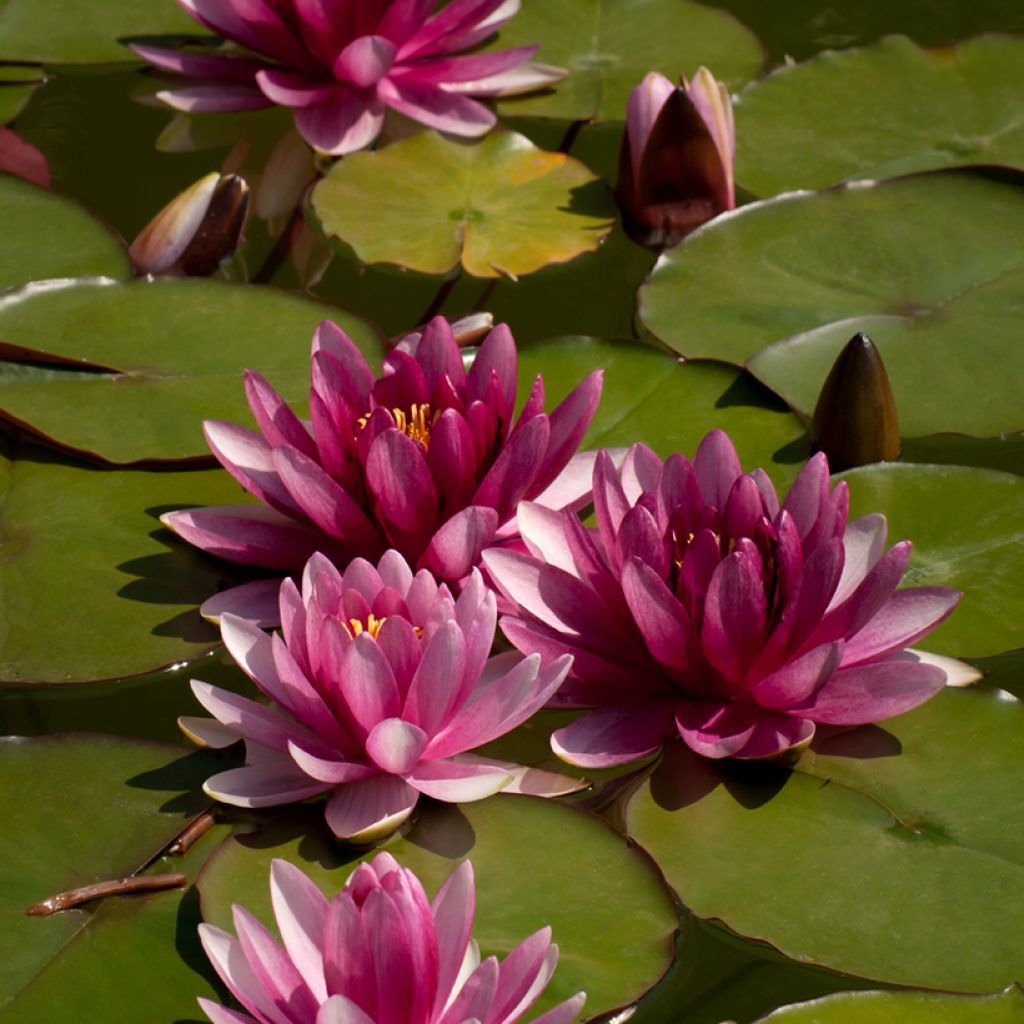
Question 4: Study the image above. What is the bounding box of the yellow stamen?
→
[357,402,435,450]
[341,614,387,640]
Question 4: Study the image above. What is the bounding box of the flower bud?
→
[616,67,735,248]
[129,172,248,277]
[811,332,901,471]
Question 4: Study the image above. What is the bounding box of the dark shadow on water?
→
[562,177,617,220]
[404,799,477,859]
[649,740,790,812]
[773,434,812,466]
[126,747,240,816]
[713,366,792,413]
[173,882,223,1023]
[233,807,363,871]
[813,723,902,759]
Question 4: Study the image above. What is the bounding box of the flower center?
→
[357,402,435,450]
[341,614,387,640]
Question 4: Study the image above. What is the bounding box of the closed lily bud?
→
[811,332,901,471]
[129,172,249,277]
[616,68,735,248]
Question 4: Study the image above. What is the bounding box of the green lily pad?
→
[199,795,679,1021]
[735,36,1024,197]
[626,686,1024,992]
[841,463,1024,659]
[313,129,614,279]
[0,437,254,684]
[0,733,224,1010]
[491,0,763,122]
[517,337,807,486]
[0,67,44,123]
[701,0,1024,64]
[0,175,129,291]
[753,987,1024,1023]
[0,277,383,464]
[639,171,1024,439]
[0,0,207,63]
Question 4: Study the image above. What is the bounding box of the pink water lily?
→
[162,316,602,622]
[183,551,573,841]
[198,854,586,1024]
[484,431,970,765]
[616,68,735,247]
[134,0,564,155]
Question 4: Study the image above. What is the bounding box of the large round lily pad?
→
[754,987,1024,1024]
[0,277,383,464]
[0,733,224,1011]
[639,170,1024,439]
[0,175,129,291]
[313,130,614,279]
[841,463,1024,659]
[491,0,763,122]
[199,795,679,1021]
[735,36,1024,197]
[0,437,256,684]
[517,336,807,486]
[0,0,207,63]
[626,685,1024,992]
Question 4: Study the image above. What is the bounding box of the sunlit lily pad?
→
[0,438,254,684]
[517,336,807,486]
[639,170,1024,439]
[735,36,1024,197]
[0,175,129,291]
[753,986,1024,1023]
[0,733,224,1010]
[492,0,763,122]
[199,795,679,1021]
[626,686,1024,992]
[0,277,383,463]
[0,0,206,63]
[312,129,614,279]
[842,463,1024,659]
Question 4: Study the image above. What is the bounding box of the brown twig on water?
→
[26,874,188,916]
[167,809,219,856]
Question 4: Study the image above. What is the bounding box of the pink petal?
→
[701,551,767,685]
[780,452,830,542]
[204,760,331,807]
[269,859,329,1002]
[324,774,419,841]
[200,578,283,626]
[256,68,337,107]
[842,587,961,665]
[831,513,888,608]
[161,503,339,569]
[675,702,815,759]
[621,557,697,674]
[472,415,551,521]
[132,42,267,80]
[431,860,475,1019]
[791,654,946,725]
[693,429,743,510]
[420,506,499,581]
[156,84,272,112]
[748,642,844,710]
[294,89,386,155]
[490,928,556,1024]
[378,77,495,136]
[197,924,293,1024]
[391,45,537,86]
[400,0,507,59]
[405,759,511,801]
[287,741,376,784]
[367,429,440,536]
[402,620,466,735]
[334,35,397,88]
[365,718,429,774]
[551,705,671,768]
[312,320,377,404]
[625,72,674,179]
[529,992,588,1024]
[204,419,302,517]
[0,127,50,188]
[191,680,316,754]
[316,994,375,1024]
[338,632,402,734]
[196,996,258,1024]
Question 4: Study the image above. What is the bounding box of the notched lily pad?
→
[491,0,763,122]
[626,686,1024,993]
[639,169,1024,441]
[754,985,1024,1023]
[735,35,1024,197]
[313,129,615,279]
[841,462,1024,659]
[0,175,130,291]
[0,437,258,684]
[198,795,679,1022]
[0,277,383,464]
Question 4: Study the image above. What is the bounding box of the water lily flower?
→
[616,68,735,248]
[162,316,602,622]
[130,172,249,276]
[484,430,972,765]
[182,551,573,841]
[198,854,586,1024]
[811,332,901,472]
[133,1,565,155]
